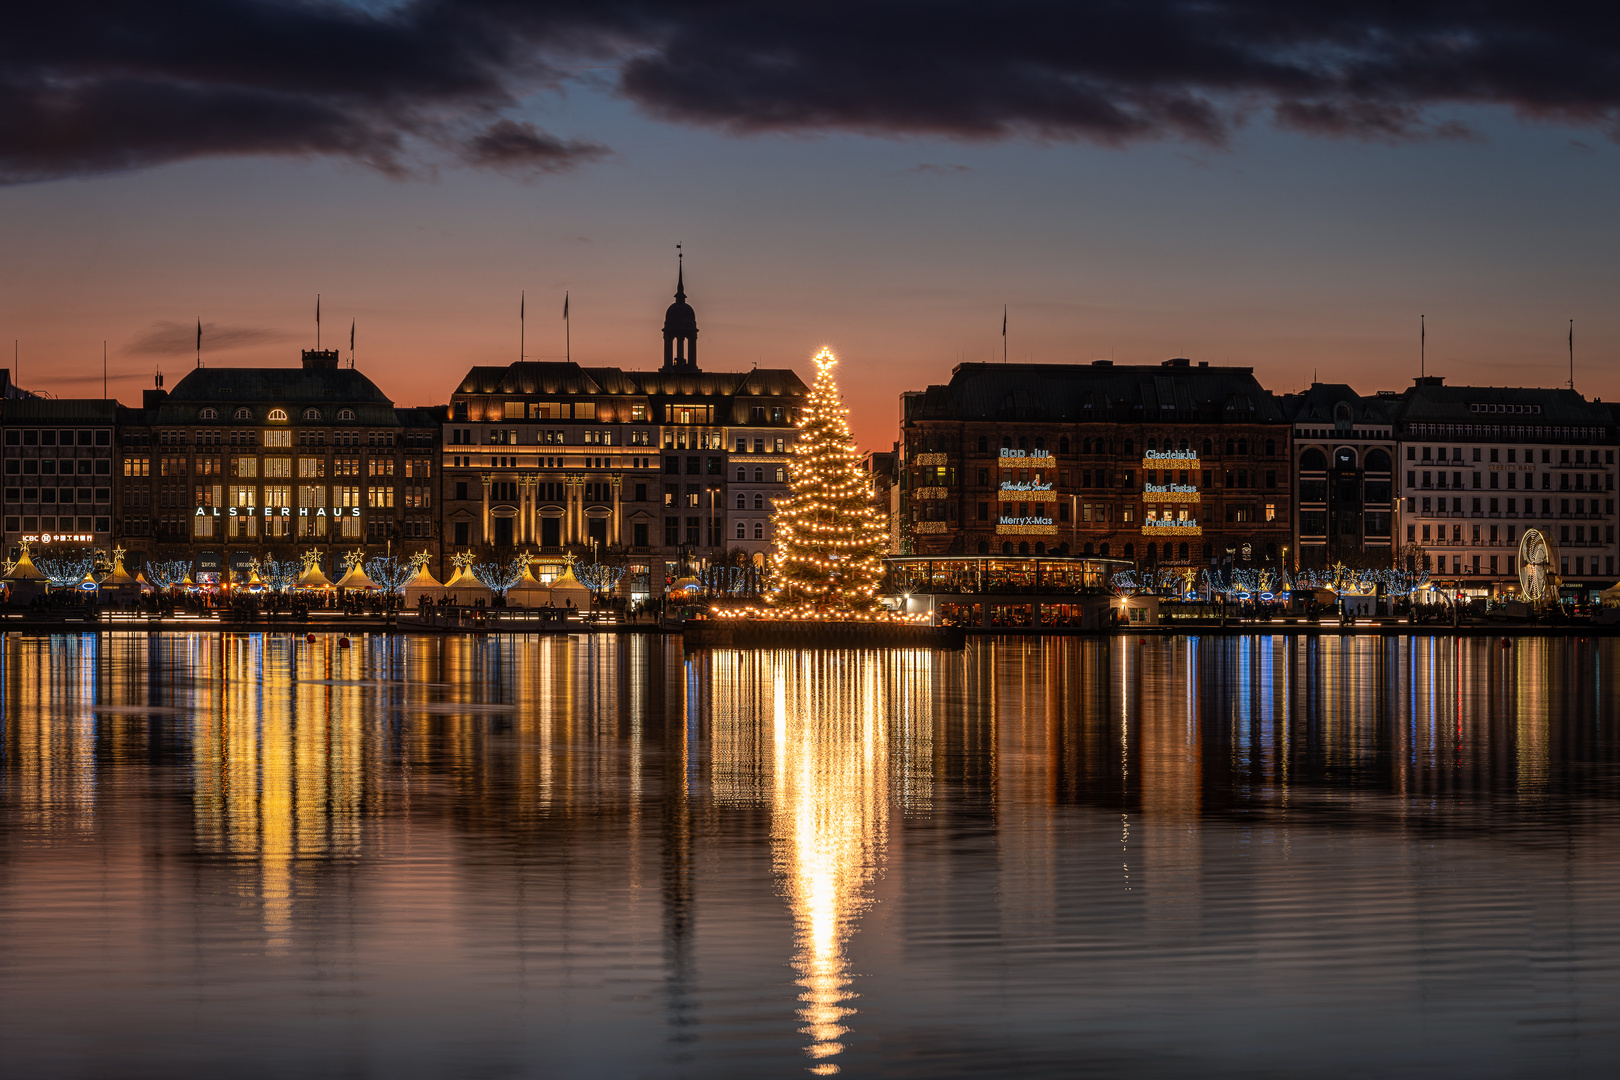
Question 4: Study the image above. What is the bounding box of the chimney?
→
[302,349,340,370]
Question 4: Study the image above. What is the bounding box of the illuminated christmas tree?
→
[769,349,890,610]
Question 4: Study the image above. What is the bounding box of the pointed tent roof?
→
[507,561,549,605]
[404,562,444,590]
[335,561,377,590]
[7,548,47,582]
[100,552,138,588]
[296,562,333,589]
[547,561,592,608]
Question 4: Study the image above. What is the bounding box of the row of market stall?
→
[1,548,596,610]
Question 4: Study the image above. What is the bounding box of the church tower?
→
[661,254,699,372]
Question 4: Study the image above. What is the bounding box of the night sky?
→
[4,1,1620,447]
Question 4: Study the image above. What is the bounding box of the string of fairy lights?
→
[767,348,891,613]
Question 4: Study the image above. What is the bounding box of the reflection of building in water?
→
[2,637,104,830]
[707,649,935,1076]
[192,636,368,948]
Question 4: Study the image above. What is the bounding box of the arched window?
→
[736,493,746,510]
[977,541,989,554]
[338,409,355,421]
[1225,438,1235,454]
[1335,448,1357,469]
[1300,447,1328,471]
[267,409,288,422]
[1179,543,1189,561]
[754,522,764,540]
[1002,542,1013,554]
[754,466,764,482]
[1123,543,1134,561]
[1179,438,1189,451]
[1002,436,1012,449]
[1164,542,1173,562]
[1018,436,1028,451]
[233,408,252,421]
[1034,436,1045,451]
[1238,437,1248,454]
[1264,438,1275,456]
[736,521,746,540]
[754,493,763,510]
[737,467,746,482]
[1082,437,1092,454]
[1099,542,1109,557]
[198,408,218,420]
[1018,541,1030,555]
[1059,436,1069,453]
[303,408,322,421]
[1202,438,1212,455]
[1034,542,1046,555]
[1083,542,1093,555]
[1147,437,1158,451]
[977,435,988,453]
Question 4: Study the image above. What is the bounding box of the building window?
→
[199,408,218,420]
[338,409,355,421]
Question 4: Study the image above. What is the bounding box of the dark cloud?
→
[7,2,1620,183]
[462,119,609,175]
[125,321,294,357]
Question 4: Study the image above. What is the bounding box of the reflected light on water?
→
[763,651,925,1074]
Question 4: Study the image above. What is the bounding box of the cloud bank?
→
[125,321,295,357]
[6,2,1620,183]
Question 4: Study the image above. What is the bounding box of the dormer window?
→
[198,408,218,420]
[302,408,321,421]
[337,409,356,421]
[233,408,252,421]
[267,408,288,422]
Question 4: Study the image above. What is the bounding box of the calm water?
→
[2,633,1620,1078]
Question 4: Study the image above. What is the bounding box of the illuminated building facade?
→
[1281,384,1400,571]
[896,360,1292,572]
[115,351,441,580]
[1391,376,1617,594]
[442,270,806,585]
[0,398,119,550]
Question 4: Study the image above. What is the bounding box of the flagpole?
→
[1002,304,1007,364]
[103,340,107,399]
[316,294,321,350]
[1569,319,1574,390]
[350,318,356,369]
[520,291,525,361]
[564,292,570,362]
[196,318,202,369]
[1420,314,1425,378]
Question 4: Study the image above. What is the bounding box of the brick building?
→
[896,360,1293,573]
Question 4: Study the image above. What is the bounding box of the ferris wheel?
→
[1518,528,1558,604]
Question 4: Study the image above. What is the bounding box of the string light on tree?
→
[769,348,889,612]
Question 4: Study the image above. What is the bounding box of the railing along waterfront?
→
[883,555,1133,596]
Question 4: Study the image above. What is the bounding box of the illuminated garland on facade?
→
[768,349,890,610]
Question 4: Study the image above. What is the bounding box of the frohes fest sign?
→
[195,506,362,519]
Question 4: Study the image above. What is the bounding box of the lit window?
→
[267,408,288,422]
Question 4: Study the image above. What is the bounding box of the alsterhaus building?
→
[116,350,440,581]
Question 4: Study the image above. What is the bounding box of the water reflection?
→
[2,633,1620,1078]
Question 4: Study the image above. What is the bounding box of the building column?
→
[480,472,492,545]
[519,474,536,544]
[611,476,623,545]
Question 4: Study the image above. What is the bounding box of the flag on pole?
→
[1002,306,1006,337]
[520,292,525,320]
[196,318,201,351]
[563,292,569,320]
[350,318,355,352]
[316,295,320,325]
